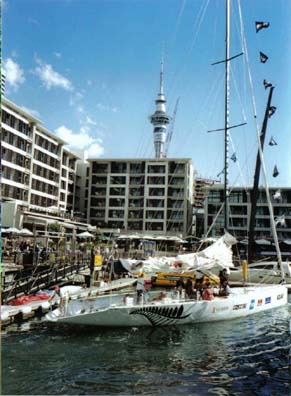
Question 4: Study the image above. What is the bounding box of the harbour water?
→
[2,297,291,396]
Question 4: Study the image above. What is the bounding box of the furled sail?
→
[119,233,237,275]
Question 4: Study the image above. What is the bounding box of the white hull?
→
[45,284,288,327]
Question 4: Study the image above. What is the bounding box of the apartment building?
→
[203,185,291,240]
[1,98,85,232]
[86,158,194,237]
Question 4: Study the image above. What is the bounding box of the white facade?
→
[1,98,80,230]
[86,158,194,237]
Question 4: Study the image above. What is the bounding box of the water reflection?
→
[2,303,291,395]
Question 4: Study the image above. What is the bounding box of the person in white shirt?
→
[136,275,145,304]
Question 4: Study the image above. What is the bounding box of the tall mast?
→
[208,0,244,234]
[248,87,274,262]
[224,0,230,231]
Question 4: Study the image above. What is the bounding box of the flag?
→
[273,165,279,177]
[263,79,272,89]
[217,168,224,178]
[256,21,270,33]
[231,153,237,162]
[273,190,281,200]
[275,215,286,227]
[268,106,276,118]
[260,52,268,63]
[269,136,277,146]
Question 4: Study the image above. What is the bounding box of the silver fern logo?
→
[130,305,190,326]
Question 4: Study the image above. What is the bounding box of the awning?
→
[62,222,76,229]
[255,239,272,246]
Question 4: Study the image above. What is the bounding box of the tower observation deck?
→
[149,59,171,158]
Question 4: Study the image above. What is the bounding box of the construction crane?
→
[164,97,180,157]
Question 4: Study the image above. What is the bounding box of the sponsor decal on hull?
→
[233,303,247,311]
[257,299,263,306]
[265,297,271,304]
[249,299,255,310]
[212,306,229,313]
[130,304,190,326]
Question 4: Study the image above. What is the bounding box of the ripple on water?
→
[2,302,291,395]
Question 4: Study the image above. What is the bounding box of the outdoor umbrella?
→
[77,231,94,239]
[19,228,33,236]
[4,227,20,234]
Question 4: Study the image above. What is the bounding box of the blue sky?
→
[2,0,291,187]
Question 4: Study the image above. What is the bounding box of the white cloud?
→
[96,102,118,113]
[55,125,94,148]
[86,141,105,158]
[34,57,73,91]
[55,125,104,159]
[80,125,90,134]
[54,52,62,58]
[21,106,40,118]
[69,92,83,106]
[86,115,97,125]
[3,58,25,90]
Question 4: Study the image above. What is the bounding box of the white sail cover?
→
[120,232,237,275]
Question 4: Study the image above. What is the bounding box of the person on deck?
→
[48,285,65,308]
[185,277,195,299]
[202,282,214,301]
[219,268,229,288]
[176,277,185,298]
[152,291,167,302]
[136,274,145,304]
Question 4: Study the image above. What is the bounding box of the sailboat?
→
[45,0,288,328]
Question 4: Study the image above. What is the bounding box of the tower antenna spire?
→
[160,56,164,95]
[150,56,171,158]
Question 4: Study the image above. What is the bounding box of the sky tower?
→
[150,59,171,158]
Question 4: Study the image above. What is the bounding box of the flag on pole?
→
[269,136,277,146]
[260,52,268,63]
[216,168,224,178]
[263,79,272,89]
[268,106,276,118]
[256,21,270,33]
[275,215,286,227]
[273,165,279,178]
[273,190,281,200]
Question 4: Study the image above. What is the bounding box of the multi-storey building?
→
[1,97,86,232]
[203,185,291,240]
[86,158,193,236]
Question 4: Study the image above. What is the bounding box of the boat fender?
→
[41,301,50,309]
[21,306,32,314]
[0,311,9,321]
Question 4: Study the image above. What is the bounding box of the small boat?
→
[228,261,291,285]
[45,284,287,327]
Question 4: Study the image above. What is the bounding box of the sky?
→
[2,0,291,187]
